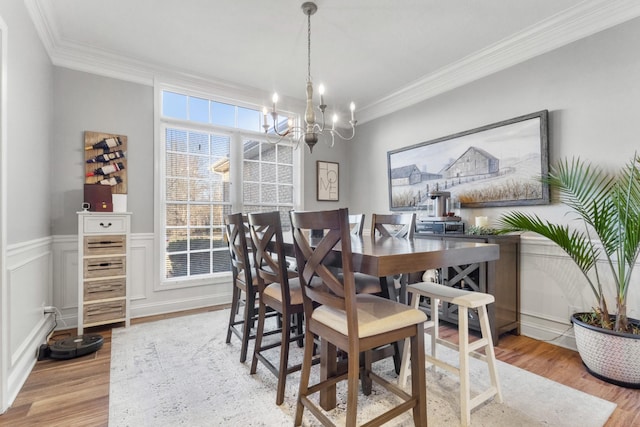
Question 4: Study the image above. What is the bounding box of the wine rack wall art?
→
[84,130,127,194]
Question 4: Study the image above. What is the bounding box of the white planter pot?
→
[572,313,640,388]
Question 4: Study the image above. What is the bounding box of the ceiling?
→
[26,0,640,122]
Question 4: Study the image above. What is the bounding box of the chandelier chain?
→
[307,12,311,81]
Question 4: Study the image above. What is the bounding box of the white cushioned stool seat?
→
[399,281,503,427]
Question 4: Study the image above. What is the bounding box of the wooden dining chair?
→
[348,213,365,236]
[225,213,260,363]
[290,208,427,426]
[370,212,416,239]
[371,212,417,304]
[247,211,306,406]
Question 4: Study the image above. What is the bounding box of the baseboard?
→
[520,311,577,351]
[6,313,55,410]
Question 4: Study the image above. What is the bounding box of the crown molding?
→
[26,0,640,124]
[357,0,640,123]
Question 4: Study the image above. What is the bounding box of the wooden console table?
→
[415,233,520,345]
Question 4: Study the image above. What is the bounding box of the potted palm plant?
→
[497,153,640,387]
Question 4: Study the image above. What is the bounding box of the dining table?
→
[286,233,500,302]
[283,232,500,410]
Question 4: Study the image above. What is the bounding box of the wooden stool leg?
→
[459,306,471,427]
[478,305,503,403]
[431,297,440,363]
[399,291,421,387]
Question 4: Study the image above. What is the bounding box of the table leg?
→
[319,338,337,410]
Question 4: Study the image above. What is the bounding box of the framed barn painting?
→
[387,110,549,210]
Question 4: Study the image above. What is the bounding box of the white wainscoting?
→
[51,233,234,328]
[5,237,55,409]
[517,235,640,351]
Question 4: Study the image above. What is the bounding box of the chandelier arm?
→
[267,112,288,137]
[329,124,357,141]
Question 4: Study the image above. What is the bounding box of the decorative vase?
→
[572,313,640,388]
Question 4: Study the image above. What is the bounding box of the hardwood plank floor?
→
[1,306,637,426]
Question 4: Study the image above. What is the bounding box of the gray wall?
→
[2,0,53,243]
[51,67,347,234]
[347,17,640,227]
[51,68,154,234]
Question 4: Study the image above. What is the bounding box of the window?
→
[159,88,297,284]
[242,138,294,230]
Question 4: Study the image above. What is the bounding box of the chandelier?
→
[262,1,357,153]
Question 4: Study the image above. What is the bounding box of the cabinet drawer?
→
[84,277,126,301]
[84,256,126,278]
[84,300,126,325]
[83,216,128,234]
[84,235,126,256]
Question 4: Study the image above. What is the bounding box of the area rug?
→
[109,309,616,426]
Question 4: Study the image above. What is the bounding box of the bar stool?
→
[399,281,503,427]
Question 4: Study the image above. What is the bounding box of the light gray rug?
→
[109,310,616,426]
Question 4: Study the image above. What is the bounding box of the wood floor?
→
[1,306,638,427]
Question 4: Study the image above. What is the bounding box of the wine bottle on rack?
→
[86,150,125,163]
[97,176,123,186]
[86,162,125,177]
[85,136,122,151]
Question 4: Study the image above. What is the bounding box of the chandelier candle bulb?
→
[319,84,325,106]
[272,93,278,113]
[350,102,356,121]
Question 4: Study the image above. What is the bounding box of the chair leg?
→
[250,298,267,375]
[295,329,315,426]
[346,349,360,426]
[239,289,254,363]
[410,323,427,426]
[276,311,292,405]
[362,350,373,395]
[296,312,304,347]
[226,282,241,344]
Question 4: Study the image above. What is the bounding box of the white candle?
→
[475,216,489,227]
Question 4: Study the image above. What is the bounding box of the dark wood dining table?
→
[287,234,500,302]
[286,233,500,276]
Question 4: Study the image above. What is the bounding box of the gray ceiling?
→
[27,0,640,122]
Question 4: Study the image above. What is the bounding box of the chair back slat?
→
[371,213,416,239]
[248,211,292,304]
[225,213,253,287]
[348,213,365,236]
[290,208,355,322]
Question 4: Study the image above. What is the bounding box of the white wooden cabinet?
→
[77,212,131,335]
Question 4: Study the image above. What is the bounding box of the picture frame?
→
[387,110,549,210]
[317,161,339,201]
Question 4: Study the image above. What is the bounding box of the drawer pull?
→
[99,222,112,228]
